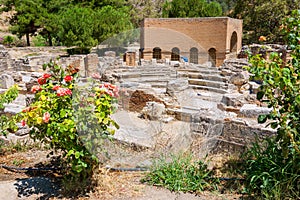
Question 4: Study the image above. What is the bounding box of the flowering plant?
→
[16,60,119,188]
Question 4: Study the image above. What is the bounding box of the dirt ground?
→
[0,145,247,200]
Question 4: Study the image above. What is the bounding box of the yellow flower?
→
[36,117,43,124]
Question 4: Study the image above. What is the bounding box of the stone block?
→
[0,74,14,89]
[239,104,272,118]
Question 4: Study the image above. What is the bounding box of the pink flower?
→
[43,112,50,123]
[43,73,51,79]
[37,77,46,85]
[31,85,42,93]
[91,73,101,79]
[64,75,73,82]
[57,88,72,97]
[52,85,61,91]
[21,120,26,127]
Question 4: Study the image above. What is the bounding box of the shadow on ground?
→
[14,176,61,200]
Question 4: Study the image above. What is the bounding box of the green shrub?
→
[244,9,300,199]
[244,137,300,199]
[32,34,47,46]
[14,60,119,194]
[141,153,219,193]
[3,35,15,46]
[0,85,19,136]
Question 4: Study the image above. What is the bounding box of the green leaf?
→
[258,114,268,123]
[257,91,264,100]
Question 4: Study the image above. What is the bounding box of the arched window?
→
[230,31,238,53]
[208,48,216,67]
[190,47,198,64]
[171,47,180,61]
[153,47,162,59]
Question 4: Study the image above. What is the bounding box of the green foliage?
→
[0,85,19,136]
[244,137,300,199]
[14,60,119,192]
[32,34,47,46]
[141,153,219,192]
[162,0,222,18]
[231,0,300,44]
[244,10,300,199]
[3,35,15,46]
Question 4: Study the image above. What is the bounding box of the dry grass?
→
[93,167,146,200]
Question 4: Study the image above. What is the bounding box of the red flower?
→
[64,75,73,82]
[43,73,51,79]
[43,112,50,123]
[37,77,46,85]
[31,85,42,93]
[57,88,72,96]
[21,120,26,127]
[52,85,61,91]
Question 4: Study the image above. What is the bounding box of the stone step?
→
[184,72,227,82]
[189,85,228,94]
[188,79,226,88]
[177,67,219,73]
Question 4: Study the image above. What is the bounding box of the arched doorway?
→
[153,47,162,59]
[190,47,198,64]
[208,48,216,67]
[171,47,180,61]
[230,31,237,53]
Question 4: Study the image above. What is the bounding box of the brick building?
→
[140,17,242,66]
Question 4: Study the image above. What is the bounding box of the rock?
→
[221,93,246,107]
[229,71,250,86]
[141,101,166,120]
[166,78,189,96]
[4,103,25,114]
[104,51,116,57]
[239,104,272,118]
[249,81,260,94]
[0,74,14,89]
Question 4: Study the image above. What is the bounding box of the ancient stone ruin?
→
[0,43,282,166]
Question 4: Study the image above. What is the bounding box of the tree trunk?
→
[26,33,30,46]
[48,32,53,46]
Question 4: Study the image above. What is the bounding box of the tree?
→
[93,6,134,44]
[0,0,44,46]
[162,0,222,18]
[57,6,98,47]
[231,0,300,44]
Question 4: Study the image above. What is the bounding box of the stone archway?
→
[208,48,216,67]
[190,47,198,64]
[171,47,180,61]
[230,31,238,53]
[153,47,162,59]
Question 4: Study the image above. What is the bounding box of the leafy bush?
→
[15,60,119,193]
[244,137,300,199]
[3,35,16,46]
[32,34,47,46]
[141,153,219,193]
[0,85,19,136]
[244,9,300,199]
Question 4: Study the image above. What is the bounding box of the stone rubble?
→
[0,45,279,156]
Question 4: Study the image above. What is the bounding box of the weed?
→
[141,153,219,193]
[244,137,300,199]
[12,159,24,166]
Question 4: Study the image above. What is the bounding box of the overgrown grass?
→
[141,153,219,193]
[243,137,300,199]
